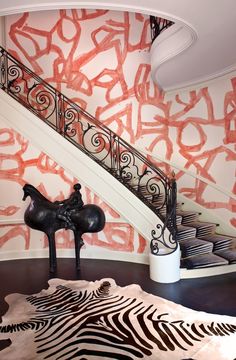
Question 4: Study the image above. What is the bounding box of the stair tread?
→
[182,250,213,258]
[176,225,197,241]
[151,199,165,206]
[178,212,200,226]
[183,221,217,229]
[177,224,197,230]
[214,249,236,263]
[180,238,214,258]
[198,233,234,242]
[179,237,213,248]
[181,253,229,269]
[183,250,211,257]
[198,234,233,251]
[176,215,182,225]
[177,226,196,235]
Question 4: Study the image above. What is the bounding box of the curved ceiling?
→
[1,0,236,92]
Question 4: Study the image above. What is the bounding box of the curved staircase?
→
[0,45,235,278]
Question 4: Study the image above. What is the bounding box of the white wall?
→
[0,16,6,46]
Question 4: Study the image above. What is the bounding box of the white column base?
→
[149,244,180,283]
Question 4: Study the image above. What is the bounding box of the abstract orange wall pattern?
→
[0,9,235,260]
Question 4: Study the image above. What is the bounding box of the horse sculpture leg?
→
[47,232,57,273]
[73,230,84,271]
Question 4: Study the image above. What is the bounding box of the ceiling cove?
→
[0,0,236,92]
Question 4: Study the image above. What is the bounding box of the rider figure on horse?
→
[56,183,84,230]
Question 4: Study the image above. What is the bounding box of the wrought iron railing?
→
[0,45,177,254]
[150,16,174,43]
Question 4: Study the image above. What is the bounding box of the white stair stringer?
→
[0,90,177,262]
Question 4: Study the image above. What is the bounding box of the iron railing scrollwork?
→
[0,45,177,254]
[150,171,177,254]
[150,16,174,43]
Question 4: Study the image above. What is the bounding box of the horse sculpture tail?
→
[70,204,106,234]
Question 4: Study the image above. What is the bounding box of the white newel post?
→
[149,243,181,283]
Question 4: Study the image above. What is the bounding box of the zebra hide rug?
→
[0,278,236,360]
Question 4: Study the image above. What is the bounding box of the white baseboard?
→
[1,248,236,279]
[0,248,149,265]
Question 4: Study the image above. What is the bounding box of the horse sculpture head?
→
[22,183,50,203]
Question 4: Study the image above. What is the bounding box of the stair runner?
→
[176,205,236,269]
[135,183,236,270]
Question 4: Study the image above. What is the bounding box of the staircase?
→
[0,45,235,277]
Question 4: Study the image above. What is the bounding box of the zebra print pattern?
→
[1,280,236,359]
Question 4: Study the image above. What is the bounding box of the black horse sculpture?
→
[22,183,106,272]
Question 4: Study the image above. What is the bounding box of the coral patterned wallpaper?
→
[0,9,235,258]
[0,117,146,256]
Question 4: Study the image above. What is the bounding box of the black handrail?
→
[0,45,177,254]
[150,16,174,43]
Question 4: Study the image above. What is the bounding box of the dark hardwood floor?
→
[1,258,236,352]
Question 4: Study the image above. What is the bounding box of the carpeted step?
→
[176,225,197,241]
[182,221,218,237]
[132,185,165,205]
[177,210,201,224]
[214,249,236,264]
[159,202,184,216]
[176,215,182,226]
[157,213,182,224]
[198,234,233,251]
[179,238,213,258]
[151,194,165,208]
[181,253,229,269]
